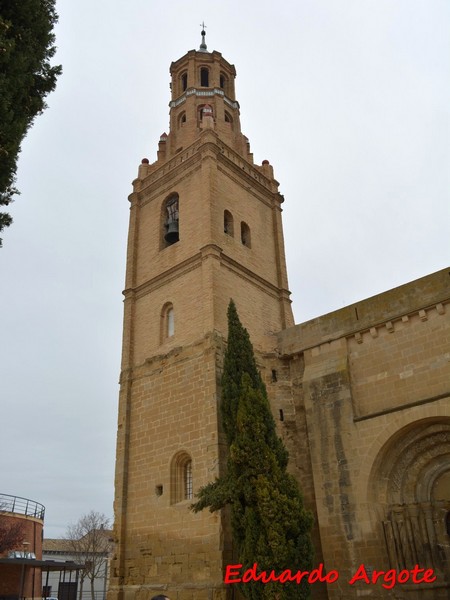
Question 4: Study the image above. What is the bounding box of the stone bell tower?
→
[109,29,294,600]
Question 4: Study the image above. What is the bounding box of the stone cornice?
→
[134,147,202,201]
[280,299,450,358]
[278,268,450,356]
[123,244,289,305]
[215,141,279,195]
[220,252,290,300]
[169,87,239,110]
[133,130,279,202]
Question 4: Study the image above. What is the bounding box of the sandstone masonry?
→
[109,34,450,600]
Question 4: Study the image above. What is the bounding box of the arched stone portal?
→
[368,418,450,597]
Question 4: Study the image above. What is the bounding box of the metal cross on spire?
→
[199,22,207,51]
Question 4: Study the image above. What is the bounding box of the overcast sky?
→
[1,0,449,539]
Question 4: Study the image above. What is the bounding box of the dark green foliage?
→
[220,301,287,469]
[221,300,261,445]
[192,300,313,599]
[0,0,62,245]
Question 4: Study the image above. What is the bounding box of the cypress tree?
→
[0,0,62,245]
[192,300,313,599]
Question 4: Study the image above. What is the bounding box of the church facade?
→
[109,35,450,600]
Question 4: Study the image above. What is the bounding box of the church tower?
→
[109,31,294,600]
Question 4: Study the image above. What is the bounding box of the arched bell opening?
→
[224,111,234,129]
[181,71,188,92]
[161,193,179,248]
[219,73,227,92]
[200,67,209,87]
[240,221,251,247]
[224,210,234,236]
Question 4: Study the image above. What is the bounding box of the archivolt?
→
[368,417,450,506]
[367,417,450,577]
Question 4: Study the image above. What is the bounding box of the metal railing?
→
[0,493,45,520]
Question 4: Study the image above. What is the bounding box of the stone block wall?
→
[110,333,230,600]
[277,268,450,599]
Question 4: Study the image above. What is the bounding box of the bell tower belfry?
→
[110,31,294,600]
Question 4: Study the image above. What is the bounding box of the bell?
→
[164,220,179,243]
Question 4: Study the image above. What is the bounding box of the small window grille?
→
[170,452,193,504]
[184,460,193,500]
[166,197,178,222]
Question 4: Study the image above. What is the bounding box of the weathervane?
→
[199,22,207,51]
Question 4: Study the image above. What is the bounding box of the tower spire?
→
[199,22,207,52]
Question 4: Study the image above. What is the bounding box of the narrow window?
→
[220,74,225,89]
[224,210,234,236]
[241,222,251,247]
[184,460,193,500]
[167,307,174,337]
[162,194,179,247]
[178,112,186,128]
[170,452,193,504]
[198,105,209,125]
[160,302,174,343]
[224,111,233,125]
[200,67,209,87]
[181,72,188,92]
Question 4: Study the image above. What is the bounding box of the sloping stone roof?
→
[43,530,113,553]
